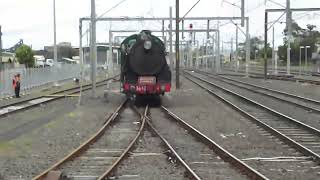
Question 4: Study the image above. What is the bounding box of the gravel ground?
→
[161,75,320,179]
[0,74,112,108]
[114,129,188,180]
[150,108,248,180]
[219,72,320,102]
[193,72,320,131]
[58,107,141,178]
[0,80,125,179]
[215,75,320,111]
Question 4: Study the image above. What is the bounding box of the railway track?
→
[184,71,320,164]
[221,67,320,85]
[33,99,269,179]
[146,106,268,180]
[196,70,320,113]
[33,99,146,179]
[0,76,117,117]
[242,66,320,77]
[230,66,317,75]
[160,105,320,179]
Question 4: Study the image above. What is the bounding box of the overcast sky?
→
[1,0,320,50]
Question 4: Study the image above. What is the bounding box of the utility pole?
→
[231,37,234,69]
[109,30,113,74]
[78,20,83,105]
[162,20,165,38]
[272,27,275,73]
[0,26,2,64]
[53,0,57,64]
[235,26,239,72]
[202,39,205,68]
[264,11,268,80]
[221,38,224,57]
[90,0,97,96]
[212,34,215,72]
[188,41,192,68]
[305,46,311,73]
[182,20,184,40]
[217,22,221,73]
[206,20,210,71]
[241,0,245,27]
[176,0,180,89]
[286,0,292,75]
[245,17,250,75]
[169,6,173,71]
[196,41,199,69]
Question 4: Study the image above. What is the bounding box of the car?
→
[34,55,45,67]
[45,59,54,67]
[97,64,108,70]
[35,60,45,67]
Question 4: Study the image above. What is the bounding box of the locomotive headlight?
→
[144,40,152,50]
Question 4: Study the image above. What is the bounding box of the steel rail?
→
[0,75,119,109]
[217,74,320,105]
[195,71,320,113]
[245,66,318,76]
[140,111,202,180]
[185,71,320,136]
[131,106,202,179]
[32,99,127,180]
[97,105,148,179]
[0,75,119,117]
[184,72,320,163]
[222,68,320,85]
[159,106,269,180]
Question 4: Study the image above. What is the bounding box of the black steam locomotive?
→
[120,30,171,99]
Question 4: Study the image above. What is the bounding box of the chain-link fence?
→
[0,64,81,98]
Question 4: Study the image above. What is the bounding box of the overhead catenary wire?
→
[267,12,286,31]
[98,0,130,18]
[221,0,241,9]
[180,0,202,21]
[231,20,246,36]
[267,0,285,8]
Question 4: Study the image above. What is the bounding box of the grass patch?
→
[0,141,16,156]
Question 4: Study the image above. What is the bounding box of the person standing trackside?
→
[12,75,17,96]
[12,74,21,98]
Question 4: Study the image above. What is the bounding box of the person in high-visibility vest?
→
[12,75,17,95]
[12,74,21,98]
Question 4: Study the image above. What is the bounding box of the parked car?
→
[45,59,54,67]
[97,64,108,70]
[34,55,45,67]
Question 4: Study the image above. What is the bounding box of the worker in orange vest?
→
[12,74,21,98]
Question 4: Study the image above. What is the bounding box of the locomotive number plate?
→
[138,76,156,84]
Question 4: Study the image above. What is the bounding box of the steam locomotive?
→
[120,30,171,99]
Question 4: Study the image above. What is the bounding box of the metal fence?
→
[0,64,81,98]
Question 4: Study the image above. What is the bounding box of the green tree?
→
[15,45,35,68]
[278,23,320,65]
[239,36,272,60]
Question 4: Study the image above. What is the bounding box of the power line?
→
[180,0,202,21]
[221,0,241,9]
[98,0,130,18]
[267,12,286,31]
[246,1,267,13]
[267,0,285,8]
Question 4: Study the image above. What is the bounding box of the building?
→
[44,42,77,60]
[0,52,16,69]
[81,43,120,65]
